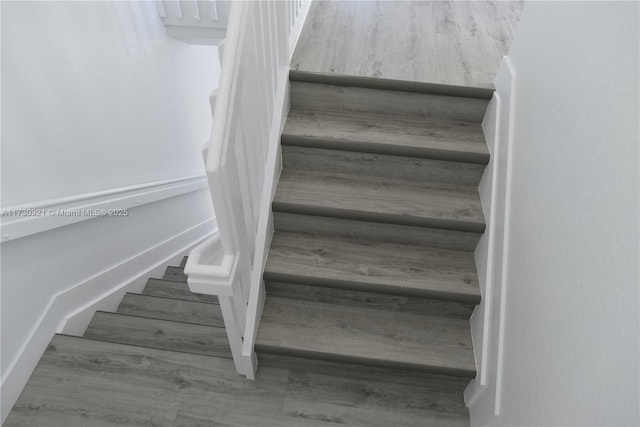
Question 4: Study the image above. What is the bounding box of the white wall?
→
[469,1,639,426]
[1,1,221,421]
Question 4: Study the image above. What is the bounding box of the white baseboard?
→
[0,218,215,423]
[465,56,517,417]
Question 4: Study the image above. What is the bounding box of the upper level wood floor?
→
[291,0,524,89]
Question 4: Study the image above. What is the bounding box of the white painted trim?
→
[240,66,290,369]
[0,218,215,422]
[494,56,517,416]
[464,56,517,414]
[1,175,209,243]
[287,0,311,62]
[465,92,501,408]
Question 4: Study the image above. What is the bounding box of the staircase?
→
[5,73,490,426]
[256,70,491,411]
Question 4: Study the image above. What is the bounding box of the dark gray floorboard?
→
[143,278,219,304]
[256,297,476,377]
[84,311,232,358]
[265,231,480,303]
[117,293,224,327]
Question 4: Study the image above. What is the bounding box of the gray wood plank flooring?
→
[289,70,493,99]
[266,281,476,319]
[117,293,224,327]
[283,108,489,163]
[282,144,486,187]
[6,335,469,426]
[274,169,485,233]
[290,81,490,124]
[291,0,523,88]
[84,311,232,358]
[264,231,480,303]
[143,278,219,303]
[273,211,481,251]
[256,297,476,377]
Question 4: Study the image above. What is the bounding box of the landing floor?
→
[291,1,524,89]
[5,335,470,426]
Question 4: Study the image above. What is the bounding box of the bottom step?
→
[256,297,476,378]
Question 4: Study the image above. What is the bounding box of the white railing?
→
[156,0,231,45]
[185,0,310,379]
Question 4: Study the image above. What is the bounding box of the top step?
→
[290,71,494,100]
[290,71,492,123]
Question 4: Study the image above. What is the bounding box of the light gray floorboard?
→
[282,144,486,186]
[142,278,219,304]
[6,335,470,426]
[84,311,231,358]
[290,82,490,124]
[291,0,523,88]
[274,169,485,233]
[117,293,224,327]
[266,281,475,319]
[265,231,480,303]
[273,211,481,251]
[256,297,476,377]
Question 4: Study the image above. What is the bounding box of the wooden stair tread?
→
[84,311,231,358]
[264,231,480,303]
[163,265,187,282]
[265,281,475,319]
[143,278,219,303]
[256,297,476,377]
[290,80,489,124]
[282,144,486,187]
[117,293,224,327]
[273,169,485,233]
[283,109,489,164]
[289,69,494,99]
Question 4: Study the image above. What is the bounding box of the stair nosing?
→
[289,70,494,100]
